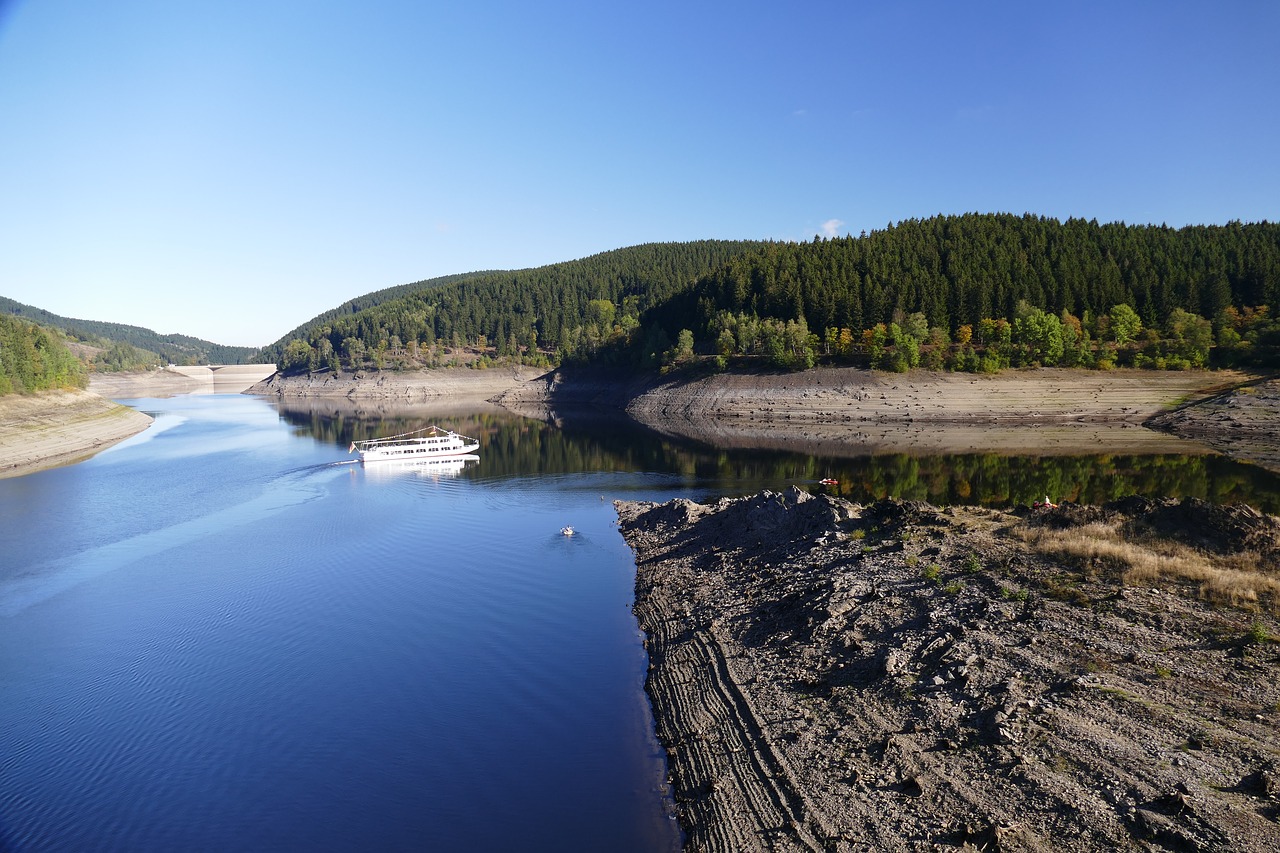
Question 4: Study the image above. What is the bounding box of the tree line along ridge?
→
[266,215,1280,375]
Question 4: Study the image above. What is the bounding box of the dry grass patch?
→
[1016,520,1280,611]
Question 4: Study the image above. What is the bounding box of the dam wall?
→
[167,364,278,394]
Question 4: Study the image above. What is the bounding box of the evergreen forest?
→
[265,215,1280,376]
[0,297,257,368]
[260,241,767,372]
[636,215,1280,373]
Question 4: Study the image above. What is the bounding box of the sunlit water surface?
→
[0,396,688,852]
[3,394,1279,851]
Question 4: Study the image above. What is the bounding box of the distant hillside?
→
[0,297,257,366]
[260,241,766,372]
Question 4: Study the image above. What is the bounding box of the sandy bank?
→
[0,390,153,479]
[618,490,1280,851]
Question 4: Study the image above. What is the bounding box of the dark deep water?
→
[2,394,1279,851]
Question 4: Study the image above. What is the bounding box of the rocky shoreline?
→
[248,364,546,401]
[10,365,1271,480]
[618,490,1280,852]
[251,362,1273,465]
[499,366,1248,458]
[1147,375,1280,475]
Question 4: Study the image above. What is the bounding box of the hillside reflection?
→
[272,400,1280,513]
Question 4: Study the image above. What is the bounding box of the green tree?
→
[342,337,365,368]
[903,311,929,342]
[282,339,316,374]
[1163,308,1213,367]
[1013,303,1064,366]
[586,299,616,331]
[0,316,88,394]
[664,328,695,367]
[1109,304,1143,346]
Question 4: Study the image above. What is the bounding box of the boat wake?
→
[0,464,349,617]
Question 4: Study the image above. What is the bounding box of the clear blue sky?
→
[1,1,1277,347]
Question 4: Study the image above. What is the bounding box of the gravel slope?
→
[618,490,1280,852]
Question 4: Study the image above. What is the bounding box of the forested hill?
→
[0,314,87,395]
[633,214,1280,371]
[267,270,494,348]
[261,240,766,371]
[264,216,1280,376]
[0,297,257,366]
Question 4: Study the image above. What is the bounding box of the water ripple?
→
[0,463,350,617]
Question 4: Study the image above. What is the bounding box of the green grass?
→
[1001,585,1029,602]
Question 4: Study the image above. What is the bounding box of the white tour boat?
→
[348,425,480,463]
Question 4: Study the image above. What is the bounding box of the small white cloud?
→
[820,219,844,238]
[792,108,808,118]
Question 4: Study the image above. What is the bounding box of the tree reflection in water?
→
[272,400,1280,514]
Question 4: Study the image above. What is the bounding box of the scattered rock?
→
[617,491,1280,852]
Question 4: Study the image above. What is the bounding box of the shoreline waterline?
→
[0,389,153,479]
[4,364,1276,479]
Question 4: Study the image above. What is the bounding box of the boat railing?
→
[353,426,466,448]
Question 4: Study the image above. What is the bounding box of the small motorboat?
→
[819,478,839,486]
[560,526,575,536]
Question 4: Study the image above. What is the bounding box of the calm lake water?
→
[3,393,1279,851]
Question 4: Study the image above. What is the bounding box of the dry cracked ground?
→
[618,489,1280,852]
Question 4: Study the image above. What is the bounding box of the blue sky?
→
[1,1,1277,347]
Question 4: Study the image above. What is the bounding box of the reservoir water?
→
[3,393,1279,851]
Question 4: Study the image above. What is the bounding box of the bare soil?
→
[0,390,152,479]
[618,490,1280,852]
[1147,375,1280,475]
[249,365,546,400]
[500,366,1245,457]
[88,369,207,398]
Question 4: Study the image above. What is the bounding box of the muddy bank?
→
[618,490,1280,851]
[0,390,153,479]
[249,365,545,401]
[1148,375,1280,474]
